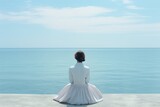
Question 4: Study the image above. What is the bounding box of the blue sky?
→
[0,0,160,48]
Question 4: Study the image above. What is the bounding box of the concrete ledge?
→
[0,94,160,107]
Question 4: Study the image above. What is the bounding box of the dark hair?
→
[75,50,85,62]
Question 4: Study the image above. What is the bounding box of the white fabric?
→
[54,63,103,105]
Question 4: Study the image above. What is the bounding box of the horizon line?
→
[0,47,160,49]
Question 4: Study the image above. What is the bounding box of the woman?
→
[54,50,103,105]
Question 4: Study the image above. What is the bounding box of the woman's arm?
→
[85,68,90,83]
[69,68,73,84]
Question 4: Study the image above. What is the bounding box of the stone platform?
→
[0,94,160,107]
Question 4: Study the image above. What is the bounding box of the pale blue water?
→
[0,48,160,94]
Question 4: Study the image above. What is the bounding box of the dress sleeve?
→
[69,68,73,84]
[85,68,90,83]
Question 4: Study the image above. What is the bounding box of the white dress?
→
[54,63,103,105]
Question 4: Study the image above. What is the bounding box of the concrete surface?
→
[0,94,160,107]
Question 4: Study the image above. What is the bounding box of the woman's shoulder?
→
[69,63,89,69]
[69,65,75,69]
[84,65,90,70]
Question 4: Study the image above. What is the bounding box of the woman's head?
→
[75,50,85,62]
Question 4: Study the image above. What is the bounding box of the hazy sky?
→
[0,0,160,48]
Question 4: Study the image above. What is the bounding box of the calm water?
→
[0,48,160,94]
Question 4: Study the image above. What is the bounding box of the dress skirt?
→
[54,83,103,105]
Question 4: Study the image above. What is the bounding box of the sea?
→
[0,48,160,94]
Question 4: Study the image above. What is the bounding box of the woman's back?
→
[69,63,90,85]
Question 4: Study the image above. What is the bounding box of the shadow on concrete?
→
[67,104,87,107]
